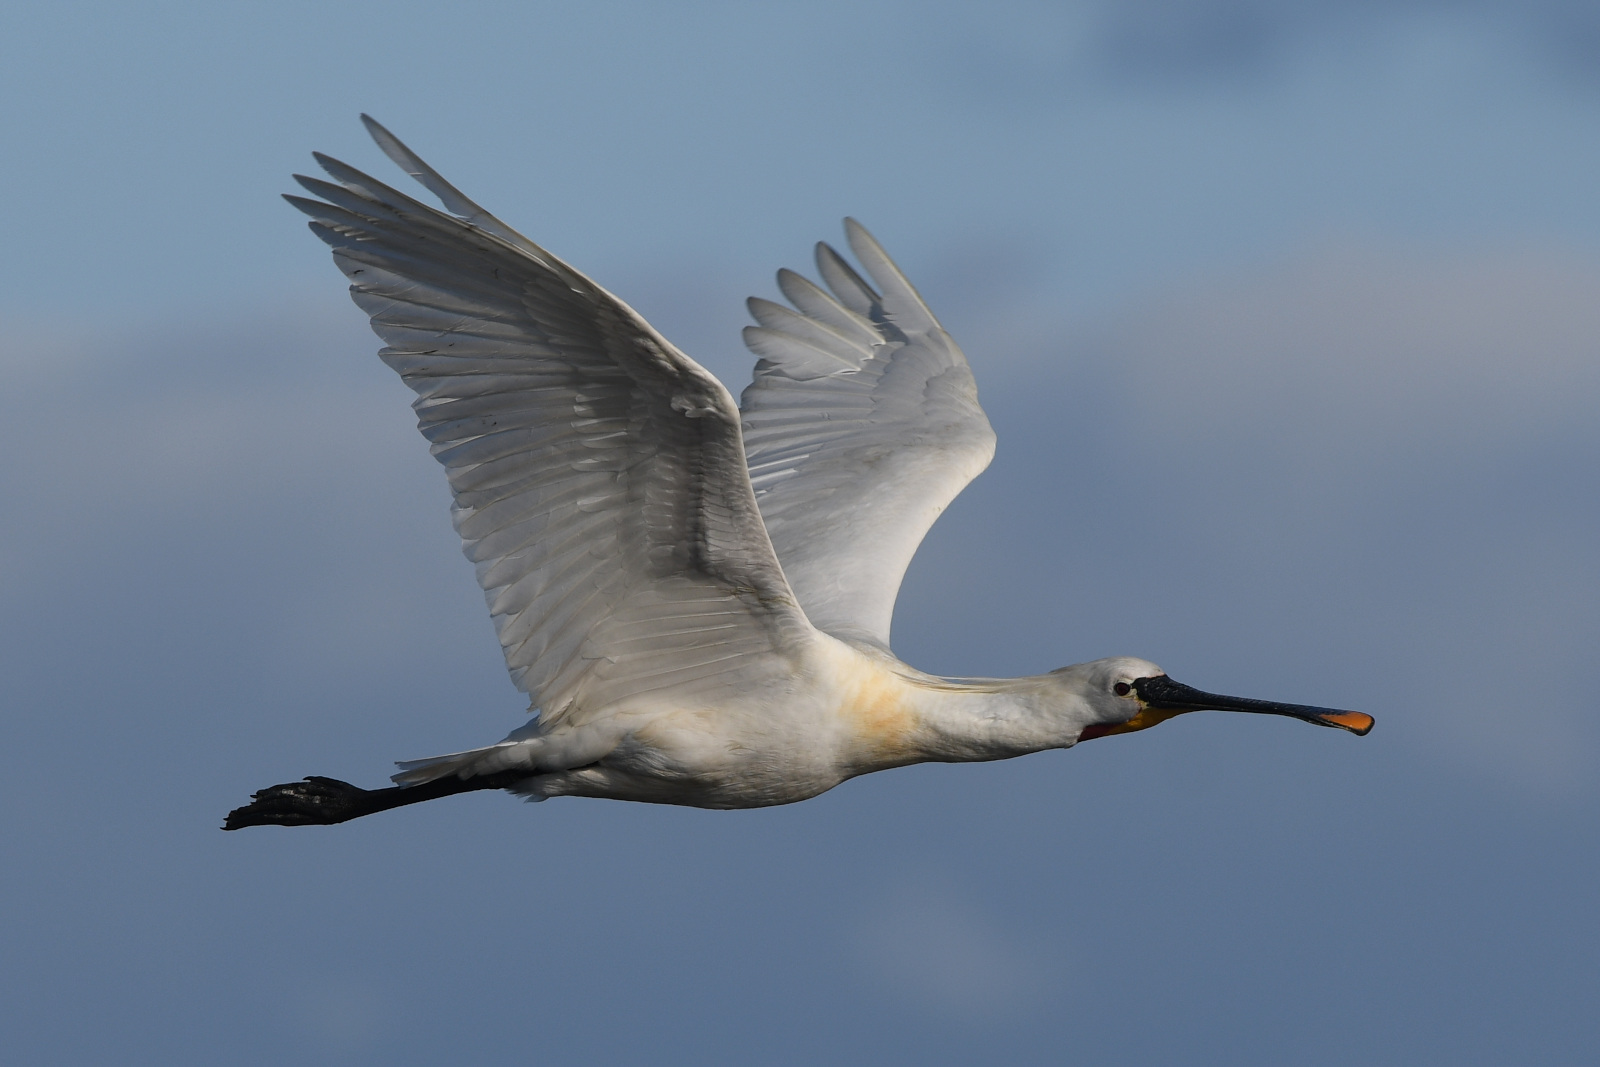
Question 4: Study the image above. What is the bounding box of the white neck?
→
[908,675,1094,762]
[828,650,1097,774]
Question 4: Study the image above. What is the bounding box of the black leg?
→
[222,771,527,830]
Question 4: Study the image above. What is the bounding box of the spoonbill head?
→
[223,118,1372,831]
[1055,657,1376,743]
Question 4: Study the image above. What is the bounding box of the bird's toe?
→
[222,776,371,830]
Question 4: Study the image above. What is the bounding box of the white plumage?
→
[224,117,1370,830]
[742,221,996,650]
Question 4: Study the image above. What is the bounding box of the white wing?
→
[738,220,996,650]
[289,116,812,726]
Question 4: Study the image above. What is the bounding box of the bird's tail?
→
[391,740,536,786]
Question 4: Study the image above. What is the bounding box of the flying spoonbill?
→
[224,118,1372,830]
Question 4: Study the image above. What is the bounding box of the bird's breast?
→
[826,647,924,770]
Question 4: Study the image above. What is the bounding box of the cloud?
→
[851,879,1063,1020]
[292,974,390,1053]
[0,296,514,732]
[987,2,1600,86]
[1098,238,1600,453]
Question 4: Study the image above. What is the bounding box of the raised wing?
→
[738,221,996,650]
[289,116,811,726]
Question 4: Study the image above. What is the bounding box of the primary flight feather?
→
[225,118,1370,830]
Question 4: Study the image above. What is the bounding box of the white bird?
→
[225,117,1372,830]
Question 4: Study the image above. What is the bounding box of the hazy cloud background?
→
[1082,0,1600,81]
[2,2,1597,1064]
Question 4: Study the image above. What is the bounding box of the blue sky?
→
[2,2,1598,1063]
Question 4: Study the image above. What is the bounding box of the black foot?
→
[223,770,527,830]
[223,776,374,830]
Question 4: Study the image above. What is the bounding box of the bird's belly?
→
[520,639,930,808]
[537,709,849,808]
[541,763,842,809]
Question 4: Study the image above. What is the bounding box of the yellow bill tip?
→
[1319,710,1374,736]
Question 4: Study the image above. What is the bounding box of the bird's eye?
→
[1113,681,1132,696]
